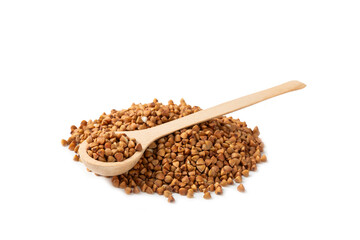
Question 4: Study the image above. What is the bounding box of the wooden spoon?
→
[79,80,306,176]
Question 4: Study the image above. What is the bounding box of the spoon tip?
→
[290,80,307,89]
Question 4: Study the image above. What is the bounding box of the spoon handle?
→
[147,80,306,140]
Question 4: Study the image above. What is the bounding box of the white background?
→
[1,1,359,239]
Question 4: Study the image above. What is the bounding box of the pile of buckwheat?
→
[61,99,266,202]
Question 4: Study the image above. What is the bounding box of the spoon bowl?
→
[79,80,306,176]
[78,129,153,176]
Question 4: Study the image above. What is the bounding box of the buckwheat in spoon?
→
[78,81,306,176]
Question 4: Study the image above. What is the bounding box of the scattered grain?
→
[168,195,175,203]
[237,184,245,192]
[125,187,132,195]
[187,189,194,198]
[203,191,211,199]
[61,139,68,146]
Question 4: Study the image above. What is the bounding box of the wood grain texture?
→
[79,80,306,176]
